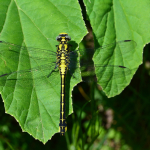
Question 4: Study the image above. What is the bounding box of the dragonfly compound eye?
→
[56,36,62,41]
[65,35,71,41]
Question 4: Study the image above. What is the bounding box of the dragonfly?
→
[0,33,136,136]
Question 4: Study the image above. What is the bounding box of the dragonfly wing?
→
[0,63,59,89]
[68,56,137,87]
[69,40,137,81]
[0,41,57,63]
[70,40,137,69]
[94,64,137,83]
[78,62,136,79]
[77,40,136,56]
[0,41,59,89]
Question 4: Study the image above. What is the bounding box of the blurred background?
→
[0,0,150,150]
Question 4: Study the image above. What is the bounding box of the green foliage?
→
[0,0,149,146]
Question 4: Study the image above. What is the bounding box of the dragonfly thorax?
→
[56,34,70,76]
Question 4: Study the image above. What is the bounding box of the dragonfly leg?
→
[47,65,58,78]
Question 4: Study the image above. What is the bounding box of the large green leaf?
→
[0,0,87,143]
[83,0,150,97]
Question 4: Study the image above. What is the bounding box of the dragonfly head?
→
[56,33,71,42]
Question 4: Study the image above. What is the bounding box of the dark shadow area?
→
[65,40,79,116]
[105,43,150,150]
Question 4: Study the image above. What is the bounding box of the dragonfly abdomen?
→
[59,74,67,136]
[58,57,69,135]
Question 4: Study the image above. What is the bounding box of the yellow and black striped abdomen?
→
[59,74,67,136]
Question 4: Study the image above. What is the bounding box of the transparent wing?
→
[0,41,57,62]
[69,60,137,83]
[76,40,137,56]
[69,40,137,83]
[0,63,60,88]
[0,41,59,88]
[69,39,136,63]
